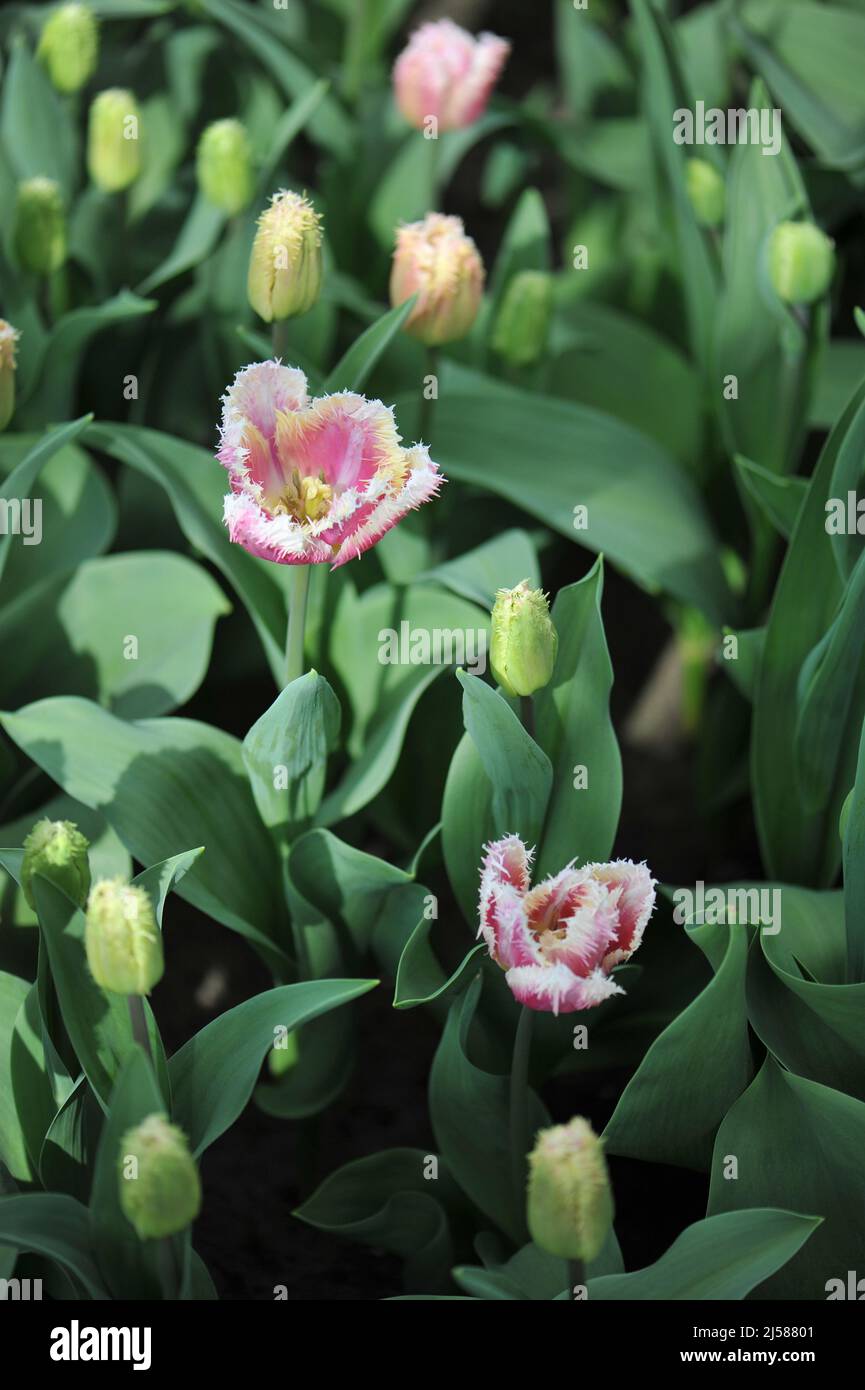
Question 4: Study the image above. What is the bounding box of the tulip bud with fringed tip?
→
[87,88,141,192]
[247,190,323,323]
[0,321,19,433]
[527,1117,613,1262]
[119,1114,201,1239]
[491,270,553,367]
[685,158,725,228]
[21,819,91,910]
[196,119,254,216]
[37,3,99,94]
[84,878,163,995]
[14,178,67,276]
[768,221,835,306]
[490,580,558,698]
[390,212,484,346]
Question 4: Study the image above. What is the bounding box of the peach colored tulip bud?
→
[527,1117,613,1262]
[21,818,91,910]
[247,190,323,323]
[768,221,835,305]
[14,177,67,276]
[87,88,141,192]
[37,2,99,94]
[685,158,725,228]
[196,118,254,215]
[491,271,554,368]
[490,580,557,698]
[119,1114,201,1239]
[0,321,19,432]
[84,878,163,995]
[393,19,509,133]
[390,212,484,346]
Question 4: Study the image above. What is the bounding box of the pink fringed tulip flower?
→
[217,361,443,566]
[478,835,656,1014]
[390,213,484,346]
[393,20,510,132]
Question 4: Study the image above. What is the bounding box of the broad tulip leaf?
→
[0,1194,109,1299]
[457,669,552,847]
[243,671,341,835]
[322,297,416,394]
[0,418,91,584]
[0,972,32,1181]
[420,529,539,610]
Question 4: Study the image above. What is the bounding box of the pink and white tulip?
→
[393,20,510,133]
[478,835,656,1014]
[217,361,443,566]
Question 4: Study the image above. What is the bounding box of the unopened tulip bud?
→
[119,1114,201,1239]
[491,270,553,367]
[527,1117,613,1262]
[196,118,253,215]
[84,878,163,995]
[768,221,835,305]
[490,580,558,698]
[685,158,725,228]
[390,213,484,346]
[21,818,91,910]
[37,2,99,94]
[14,178,67,275]
[87,88,141,192]
[0,321,19,432]
[247,190,323,323]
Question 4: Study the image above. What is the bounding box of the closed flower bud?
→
[685,158,725,228]
[14,178,67,276]
[119,1114,201,1239]
[491,270,553,367]
[84,878,163,995]
[393,20,509,133]
[490,580,558,698]
[21,818,91,910]
[247,190,323,323]
[527,1117,613,1262]
[196,118,253,216]
[37,2,99,94]
[0,321,19,433]
[390,212,484,346]
[768,221,835,305]
[87,88,141,192]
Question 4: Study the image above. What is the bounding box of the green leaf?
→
[0,39,77,196]
[0,972,32,1181]
[420,529,539,609]
[457,670,552,847]
[587,1209,820,1301]
[393,917,485,1010]
[169,978,377,1155]
[843,715,865,980]
[242,671,340,836]
[137,196,225,295]
[734,455,807,540]
[0,417,91,583]
[322,297,416,394]
[0,1194,109,1299]
[289,827,413,955]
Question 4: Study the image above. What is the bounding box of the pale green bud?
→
[87,88,141,192]
[21,818,91,910]
[490,580,558,698]
[119,1114,201,1239]
[491,270,554,367]
[84,878,163,995]
[247,190,323,323]
[0,321,19,433]
[14,178,67,275]
[196,119,254,216]
[527,1117,613,1262]
[37,3,99,94]
[768,221,835,305]
[685,158,725,228]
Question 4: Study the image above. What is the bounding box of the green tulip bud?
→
[84,878,163,995]
[87,88,141,192]
[685,158,725,228]
[0,321,19,433]
[491,270,554,368]
[196,118,254,216]
[247,190,323,323]
[768,221,835,306]
[37,3,99,94]
[119,1114,201,1239]
[14,177,67,276]
[490,579,558,698]
[527,1117,613,1263]
[21,818,91,910]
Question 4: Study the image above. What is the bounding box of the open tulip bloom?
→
[479,835,656,1014]
[217,360,444,566]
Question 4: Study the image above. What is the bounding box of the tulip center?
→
[272,471,333,523]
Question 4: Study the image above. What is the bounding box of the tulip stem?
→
[568,1259,585,1300]
[271,319,288,361]
[520,696,535,739]
[127,995,154,1067]
[418,346,438,445]
[509,1004,534,1223]
[285,564,311,687]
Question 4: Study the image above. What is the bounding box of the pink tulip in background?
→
[217,361,443,566]
[390,212,484,345]
[393,19,510,132]
[479,835,656,1014]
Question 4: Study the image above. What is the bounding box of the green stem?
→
[127,994,153,1066]
[285,564,311,687]
[568,1259,586,1300]
[342,0,367,103]
[272,319,289,361]
[520,695,535,739]
[428,132,443,210]
[509,1005,534,1218]
[418,346,439,445]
